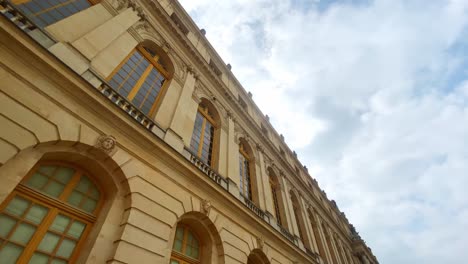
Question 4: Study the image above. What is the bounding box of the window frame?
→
[0,161,104,263]
[190,104,218,166]
[239,143,253,200]
[107,44,171,117]
[11,0,101,28]
[269,176,282,226]
[170,224,202,264]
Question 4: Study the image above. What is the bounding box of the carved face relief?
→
[96,135,117,154]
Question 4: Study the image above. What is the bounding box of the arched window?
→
[171,225,201,264]
[267,168,287,228]
[190,101,218,166]
[108,44,171,116]
[10,0,100,28]
[239,141,252,200]
[308,209,328,262]
[290,191,310,249]
[0,162,102,263]
[323,223,339,264]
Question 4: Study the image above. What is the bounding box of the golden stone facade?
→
[0,0,378,263]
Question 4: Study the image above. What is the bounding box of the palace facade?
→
[0,0,378,263]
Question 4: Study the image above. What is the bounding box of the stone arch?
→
[140,39,175,79]
[0,140,132,263]
[247,248,270,264]
[168,211,225,264]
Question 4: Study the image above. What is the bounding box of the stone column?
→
[257,147,274,214]
[299,197,314,251]
[282,178,298,236]
[71,8,140,60]
[335,237,348,264]
[163,69,198,152]
[226,114,240,198]
[316,218,334,264]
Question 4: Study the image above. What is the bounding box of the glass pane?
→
[29,252,49,264]
[0,215,16,238]
[67,191,83,207]
[185,245,192,256]
[175,227,183,239]
[0,242,23,264]
[82,198,97,213]
[38,165,56,176]
[43,181,65,198]
[75,177,90,193]
[25,204,48,224]
[170,260,180,264]
[10,222,36,244]
[54,167,75,184]
[192,246,199,259]
[27,173,49,190]
[6,196,30,217]
[51,259,67,264]
[37,232,60,253]
[67,221,86,239]
[88,186,100,200]
[56,239,76,259]
[51,214,70,234]
[173,240,182,252]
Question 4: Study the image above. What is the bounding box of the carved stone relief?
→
[95,135,117,155]
[200,199,211,215]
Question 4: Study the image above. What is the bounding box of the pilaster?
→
[226,113,240,198]
[164,69,197,152]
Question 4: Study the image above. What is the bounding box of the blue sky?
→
[178,0,468,263]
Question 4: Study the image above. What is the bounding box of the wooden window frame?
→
[239,143,253,200]
[171,225,201,264]
[0,161,104,263]
[107,44,171,117]
[191,104,218,166]
[269,176,282,226]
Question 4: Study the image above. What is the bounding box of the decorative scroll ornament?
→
[95,135,117,154]
[201,199,212,215]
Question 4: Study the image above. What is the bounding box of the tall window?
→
[269,175,282,226]
[0,163,102,263]
[239,142,252,200]
[11,0,99,28]
[190,103,216,166]
[171,225,200,264]
[108,45,170,116]
[290,191,310,249]
[309,210,328,262]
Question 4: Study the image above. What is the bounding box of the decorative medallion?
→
[95,135,117,154]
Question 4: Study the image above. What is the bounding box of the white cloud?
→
[179,0,468,263]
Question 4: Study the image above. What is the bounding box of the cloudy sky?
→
[178,0,468,263]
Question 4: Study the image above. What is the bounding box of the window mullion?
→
[17,208,59,263]
[198,118,207,157]
[127,64,154,102]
